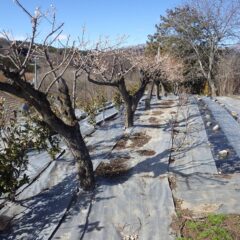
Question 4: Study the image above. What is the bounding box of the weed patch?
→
[174,213,240,240]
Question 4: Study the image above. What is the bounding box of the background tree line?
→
[146,0,240,96]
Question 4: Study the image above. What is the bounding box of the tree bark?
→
[125,102,134,128]
[155,80,161,100]
[160,81,166,96]
[148,80,155,100]
[0,76,95,191]
[173,83,179,96]
[208,77,217,96]
[64,124,95,190]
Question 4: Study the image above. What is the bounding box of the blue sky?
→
[1,0,183,46]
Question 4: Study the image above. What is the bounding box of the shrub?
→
[112,91,123,110]
[0,102,60,200]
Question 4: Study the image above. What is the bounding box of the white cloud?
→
[0,31,27,41]
[56,34,68,41]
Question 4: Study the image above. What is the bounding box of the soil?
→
[136,149,156,156]
[159,100,175,106]
[114,136,128,150]
[114,132,151,150]
[151,110,164,116]
[0,215,12,232]
[148,117,159,124]
[129,132,151,148]
[168,175,177,190]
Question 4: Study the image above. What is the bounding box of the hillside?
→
[1,94,240,239]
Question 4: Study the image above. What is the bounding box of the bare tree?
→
[150,0,240,96]
[160,54,184,95]
[189,0,240,96]
[77,47,153,128]
[216,50,240,95]
[0,1,94,190]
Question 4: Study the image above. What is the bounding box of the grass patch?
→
[175,213,240,240]
[159,100,175,108]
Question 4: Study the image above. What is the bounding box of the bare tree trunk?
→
[207,70,217,96]
[207,47,217,97]
[156,81,161,100]
[64,124,95,190]
[148,80,155,100]
[145,80,154,110]
[173,83,179,95]
[72,74,77,109]
[0,79,95,191]
[125,102,134,128]
[160,81,165,97]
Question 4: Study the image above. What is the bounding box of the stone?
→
[231,111,238,120]
[205,114,211,120]
[206,122,212,127]
[213,124,220,131]
[219,150,229,158]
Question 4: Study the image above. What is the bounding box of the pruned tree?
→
[148,0,240,96]
[216,49,240,95]
[160,54,184,95]
[76,46,153,128]
[0,1,94,190]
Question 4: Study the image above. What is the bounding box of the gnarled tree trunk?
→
[125,102,134,128]
[64,124,95,190]
[155,80,161,100]
[0,75,95,191]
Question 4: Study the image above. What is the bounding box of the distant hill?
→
[0,37,10,49]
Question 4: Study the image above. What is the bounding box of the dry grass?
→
[114,132,151,150]
[148,117,159,124]
[136,149,156,156]
[153,100,175,109]
[151,110,164,116]
[114,136,128,150]
[129,132,151,148]
[168,175,177,190]
[0,74,6,82]
[0,73,33,82]
[95,157,130,178]
[160,100,175,106]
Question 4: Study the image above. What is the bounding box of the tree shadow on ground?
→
[0,173,78,240]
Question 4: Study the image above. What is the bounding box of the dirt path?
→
[171,96,240,227]
[53,97,178,240]
[0,96,179,240]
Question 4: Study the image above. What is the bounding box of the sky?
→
[0,0,183,46]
